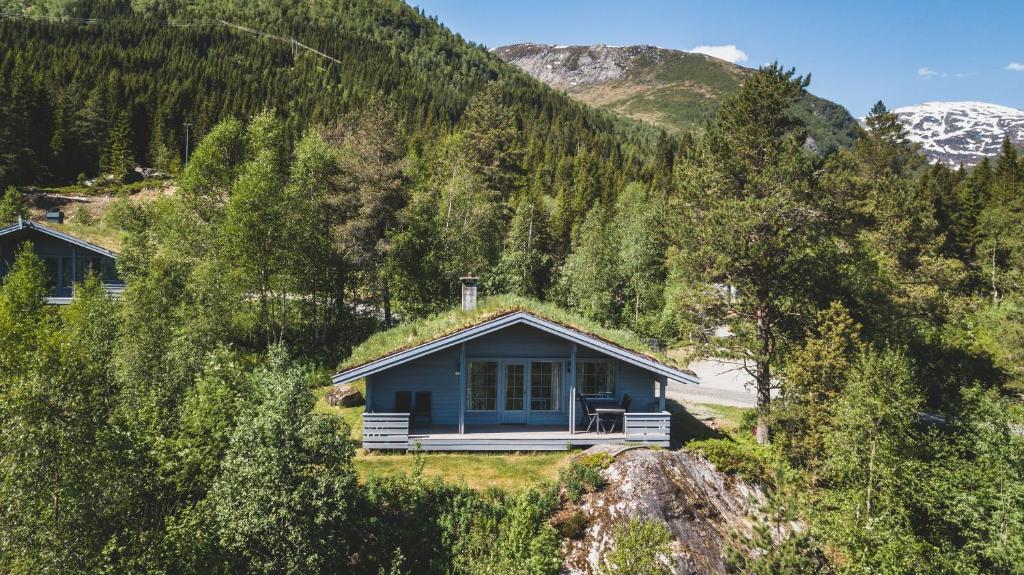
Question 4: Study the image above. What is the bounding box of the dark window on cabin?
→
[530,361,562,411]
[577,360,616,398]
[467,361,497,411]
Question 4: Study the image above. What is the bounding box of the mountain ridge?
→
[494,42,861,152]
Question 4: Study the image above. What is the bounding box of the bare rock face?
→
[493,43,670,91]
[324,385,364,407]
[562,445,764,575]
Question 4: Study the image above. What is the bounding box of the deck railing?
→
[362,413,410,450]
[623,412,671,447]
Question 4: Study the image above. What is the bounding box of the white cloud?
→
[689,44,748,64]
[917,67,974,79]
[1007,62,1024,72]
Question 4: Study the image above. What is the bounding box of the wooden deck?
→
[362,412,671,451]
[408,425,625,451]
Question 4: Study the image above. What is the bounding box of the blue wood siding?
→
[0,228,121,296]
[365,323,659,427]
[368,347,461,425]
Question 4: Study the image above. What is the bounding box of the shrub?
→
[601,518,673,575]
[577,451,614,470]
[560,459,606,502]
[74,205,95,225]
[687,438,774,484]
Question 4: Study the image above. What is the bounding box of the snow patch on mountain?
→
[889,101,1024,166]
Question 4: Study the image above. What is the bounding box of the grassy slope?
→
[549,49,860,152]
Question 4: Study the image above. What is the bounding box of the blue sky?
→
[413,0,1024,117]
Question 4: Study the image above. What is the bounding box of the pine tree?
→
[669,64,837,444]
[327,99,408,325]
[0,186,26,224]
[855,100,924,178]
[100,111,134,180]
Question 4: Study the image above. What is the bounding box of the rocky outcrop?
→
[493,43,671,90]
[562,445,765,575]
[324,385,364,407]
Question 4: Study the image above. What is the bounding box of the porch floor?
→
[407,424,625,451]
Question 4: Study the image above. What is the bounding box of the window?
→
[467,361,497,411]
[505,364,525,411]
[530,361,561,411]
[578,360,616,397]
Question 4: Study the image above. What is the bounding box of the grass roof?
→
[337,295,686,374]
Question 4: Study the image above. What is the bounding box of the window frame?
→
[466,360,498,412]
[576,359,617,398]
[529,360,562,412]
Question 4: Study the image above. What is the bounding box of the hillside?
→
[494,43,861,152]
[0,1,663,189]
[890,101,1024,166]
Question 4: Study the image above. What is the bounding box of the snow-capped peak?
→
[888,101,1024,166]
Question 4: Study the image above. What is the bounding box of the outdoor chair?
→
[577,392,599,432]
[413,391,432,426]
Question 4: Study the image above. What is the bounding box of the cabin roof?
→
[333,296,699,386]
[0,219,118,259]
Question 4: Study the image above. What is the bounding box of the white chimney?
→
[460,276,478,311]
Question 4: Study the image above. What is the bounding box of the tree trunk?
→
[382,276,392,327]
[754,307,772,444]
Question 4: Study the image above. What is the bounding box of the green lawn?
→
[354,451,572,491]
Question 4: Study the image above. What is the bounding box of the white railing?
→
[624,412,671,447]
[362,413,410,450]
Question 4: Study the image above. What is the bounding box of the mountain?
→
[0,1,662,188]
[493,43,861,152]
[890,101,1024,166]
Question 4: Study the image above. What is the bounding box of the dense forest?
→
[2,1,1024,574]
[0,0,670,204]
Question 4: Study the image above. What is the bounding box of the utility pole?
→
[183,122,193,168]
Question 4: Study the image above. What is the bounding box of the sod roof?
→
[336,295,694,378]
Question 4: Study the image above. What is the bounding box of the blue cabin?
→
[332,284,699,451]
[0,219,124,304]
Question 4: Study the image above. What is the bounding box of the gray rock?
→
[562,446,774,575]
[324,385,364,407]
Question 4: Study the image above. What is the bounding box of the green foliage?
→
[557,204,621,325]
[727,466,831,575]
[669,64,841,442]
[815,348,926,572]
[776,302,864,469]
[559,457,608,502]
[600,518,673,575]
[0,186,25,223]
[688,439,775,484]
[208,349,360,573]
[488,193,553,299]
[448,487,563,575]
